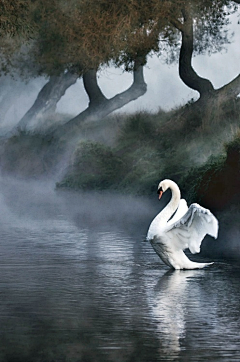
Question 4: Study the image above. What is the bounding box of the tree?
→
[17,71,79,131]
[0,1,37,127]
[0,0,35,73]
[0,0,31,37]
[3,0,239,135]
[50,0,240,132]
[53,58,147,139]
[16,0,161,133]
[165,0,240,100]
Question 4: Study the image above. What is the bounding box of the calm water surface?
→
[0,178,240,362]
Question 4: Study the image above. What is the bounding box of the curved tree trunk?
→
[17,71,79,132]
[171,6,240,104]
[82,69,107,108]
[178,8,214,97]
[53,58,147,139]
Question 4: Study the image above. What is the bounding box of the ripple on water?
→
[0,182,240,361]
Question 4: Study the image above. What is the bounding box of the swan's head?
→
[157,179,173,200]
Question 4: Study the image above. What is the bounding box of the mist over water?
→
[0,177,240,361]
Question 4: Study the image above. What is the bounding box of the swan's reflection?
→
[149,269,203,356]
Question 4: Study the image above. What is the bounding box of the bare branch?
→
[170,18,184,31]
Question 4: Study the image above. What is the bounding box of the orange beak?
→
[158,190,163,200]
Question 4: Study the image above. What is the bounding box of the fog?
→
[57,12,240,115]
[0,177,240,361]
[0,7,239,256]
[1,13,239,134]
[0,7,239,362]
[0,176,239,261]
[0,176,157,235]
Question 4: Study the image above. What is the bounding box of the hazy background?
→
[59,12,240,114]
[3,13,239,132]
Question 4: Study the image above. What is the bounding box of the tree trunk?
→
[17,71,79,132]
[83,69,107,107]
[53,59,147,139]
[179,8,214,97]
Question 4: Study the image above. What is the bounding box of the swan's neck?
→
[161,181,181,223]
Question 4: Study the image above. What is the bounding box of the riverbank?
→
[0,97,239,206]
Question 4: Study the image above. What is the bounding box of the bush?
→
[117,145,163,195]
[179,154,226,203]
[56,141,124,190]
[179,132,240,210]
[118,111,160,145]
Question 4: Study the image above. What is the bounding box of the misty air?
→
[0,1,240,361]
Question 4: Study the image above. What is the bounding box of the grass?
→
[56,96,240,198]
[179,130,240,209]
[1,96,239,202]
[56,141,125,191]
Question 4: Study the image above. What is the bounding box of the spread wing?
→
[165,203,218,254]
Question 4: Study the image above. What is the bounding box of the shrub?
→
[56,141,124,190]
[179,154,226,203]
[117,145,163,195]
[179,132,240,210]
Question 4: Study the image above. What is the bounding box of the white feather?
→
[147,180,218,270]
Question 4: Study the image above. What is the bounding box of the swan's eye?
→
[157,186,163,194]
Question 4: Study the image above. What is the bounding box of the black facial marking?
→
[157,186,163,194]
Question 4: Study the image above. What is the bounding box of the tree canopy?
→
[0,0,32,36]
[0,0,35,75]
[0,0,239,134]
[3,0,238,79]
[27,0,164,76]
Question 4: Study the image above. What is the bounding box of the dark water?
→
[0,178,240,362]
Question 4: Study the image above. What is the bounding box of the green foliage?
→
[179,154,226,203]
[3,0,236,79]
[117,145,163,194]
[179,131,240,204]
[56,112,168,194]
[117,112,161,150]
[0,0,35,75]
[55,108,194,194]
[56,98,240,196]
[56,141,124,190]
[0,0,32,37]
[114,111,168,194]
[225,129,240,153]
[2,97,239,201]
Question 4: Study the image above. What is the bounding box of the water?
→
[0,178,240,362]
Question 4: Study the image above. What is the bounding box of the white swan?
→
[146,179,218,270]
